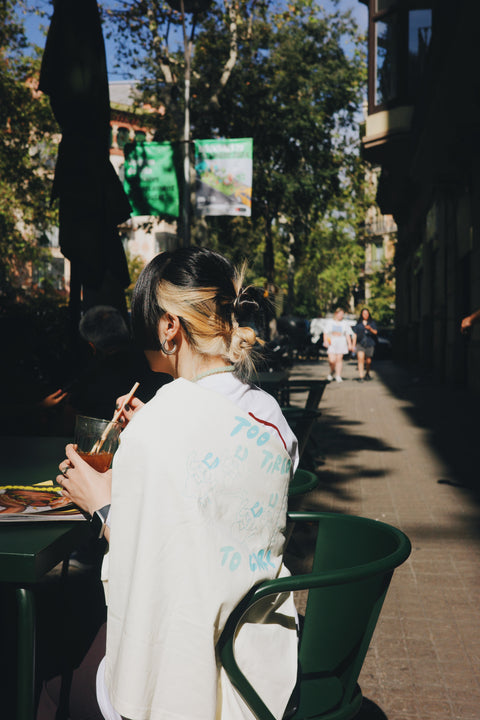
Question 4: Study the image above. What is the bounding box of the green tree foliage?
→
[0,0,60,305]
[294,156,370,317]
[105,0,367,314]
[106,0,366,311]
[193,3,365,230]
[125,249,146,308]
[364,260,396,326]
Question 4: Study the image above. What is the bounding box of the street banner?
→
[194,138,252,217]
[123,142,179,218]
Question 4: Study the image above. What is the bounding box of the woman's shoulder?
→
[198,372,289,429]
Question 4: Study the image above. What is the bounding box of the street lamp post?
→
[166,0,211,247]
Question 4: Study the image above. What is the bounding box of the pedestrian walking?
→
[352,308,378,381]
[323,308,354,382]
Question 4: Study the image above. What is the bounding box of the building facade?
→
[360,0,480,392]
[363,166,397,309]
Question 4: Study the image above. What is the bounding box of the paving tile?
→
[414,697,454,715]
[450,702,480,720]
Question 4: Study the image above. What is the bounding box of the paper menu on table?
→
[0,483,86,521]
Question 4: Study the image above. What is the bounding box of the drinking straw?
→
[90,381,140,454]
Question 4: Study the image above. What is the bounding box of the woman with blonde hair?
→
[323,307,354,382]
[38,247,298,720]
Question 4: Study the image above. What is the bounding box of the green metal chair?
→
[218,511,411,720]
[288,469,319,498]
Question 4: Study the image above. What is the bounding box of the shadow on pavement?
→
[296,359,480,516]
[293,362,402,508]
[375,361,480,503]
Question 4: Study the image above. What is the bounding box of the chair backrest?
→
[218,511,411,720]
[287,379,328,412]
[281,407,322,460]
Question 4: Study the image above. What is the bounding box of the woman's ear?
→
[159,313,181,342]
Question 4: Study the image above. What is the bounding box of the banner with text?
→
[123,142,179,218]
[194,138,252,217]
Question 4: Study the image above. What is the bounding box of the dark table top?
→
[0,435,69,486]
[0,435,89,583]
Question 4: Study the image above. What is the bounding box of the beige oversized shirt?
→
[104,379,298,720]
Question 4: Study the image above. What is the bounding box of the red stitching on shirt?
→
[248,412,287,450]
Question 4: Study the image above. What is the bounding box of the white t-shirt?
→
[97,373,299,720]
[196,373,299,472]
[323,318,353,356]
[323,318,353,338]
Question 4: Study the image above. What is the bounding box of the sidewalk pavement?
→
[286,355,480,720]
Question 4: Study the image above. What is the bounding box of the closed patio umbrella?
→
[39,0,132,320]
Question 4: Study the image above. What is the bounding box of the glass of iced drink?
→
[74,415,122,472]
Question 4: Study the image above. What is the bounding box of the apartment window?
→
[369,1,432,111]
[374,242,385,263]
[135,130,147,143]
[116,127,130,150]
[408,9,432,95]
[375,15,399,105]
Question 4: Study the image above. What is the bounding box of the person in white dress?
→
[323,308,354,382]
[37,247,298,720]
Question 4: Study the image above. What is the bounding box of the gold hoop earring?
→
[161,339,177,355]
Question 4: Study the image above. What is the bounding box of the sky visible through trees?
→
[25,0,368,80]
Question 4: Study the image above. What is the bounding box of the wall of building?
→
[362,1,480,392]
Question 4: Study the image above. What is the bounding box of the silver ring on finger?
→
[61,466,69,478]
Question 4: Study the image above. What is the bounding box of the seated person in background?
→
[67,305,171,424]
[0,314,70,436]
[65,306,171,568]
[323,307,354,382]
[38,247,299,720]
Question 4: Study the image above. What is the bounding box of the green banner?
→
[194,138,252,217]
[123,142,179,218]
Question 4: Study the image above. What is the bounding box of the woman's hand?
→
[58,444,112,516]
[115,393,144,427]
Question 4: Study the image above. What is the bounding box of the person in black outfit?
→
[352,308,378,381]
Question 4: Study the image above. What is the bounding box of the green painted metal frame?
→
[0,522,90,720]
[0,436,91,720]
